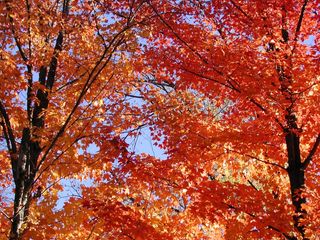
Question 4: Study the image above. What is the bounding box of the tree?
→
[1,0,319,239]
[0,0,155,239]
[136,0,319,239]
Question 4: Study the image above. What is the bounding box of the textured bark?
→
[9,128,35,240]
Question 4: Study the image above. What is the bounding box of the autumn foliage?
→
[0,0,319,239]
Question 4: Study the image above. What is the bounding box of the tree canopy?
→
[0,0,319,239]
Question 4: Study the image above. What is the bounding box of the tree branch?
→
[294,0,309,42]
[35,44,118,170]
[86,224,96,240]
[4,0,29,63]
[0,101,16,154]
[181,68,237,91]
[148,0,288,133]
[302,134,320,170]
[0,208,12,222]
[147,1,208,64]
[226,148,287,171]
[224,202,255,217]
[35,21,133,170]
[267,225,296,240]
[247,180,258,191]
[32,0,69,129]
[230,0,253,22]
[34,73,115,183]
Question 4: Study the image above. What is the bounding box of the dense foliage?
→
[0,0,319,239]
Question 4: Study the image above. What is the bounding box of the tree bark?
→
[9,128,36,240]
[285,130,308,239]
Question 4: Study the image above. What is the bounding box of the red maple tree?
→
[0,0,319,239]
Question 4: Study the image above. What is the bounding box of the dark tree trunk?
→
[9,128,35,240]
[285,131,307,239]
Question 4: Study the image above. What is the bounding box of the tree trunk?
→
[286,130,308,239]
[9,184,32,240]
[9,128,39,240]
